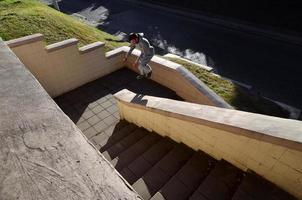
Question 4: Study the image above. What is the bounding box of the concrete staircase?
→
[97,120,296,200]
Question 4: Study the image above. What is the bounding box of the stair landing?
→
[55,67,182,146]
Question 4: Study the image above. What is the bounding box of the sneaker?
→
[136,75,144,80]
[146,71,152,79]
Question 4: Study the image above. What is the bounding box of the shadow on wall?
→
[131,94,148,106]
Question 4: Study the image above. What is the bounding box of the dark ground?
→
[46,0,302,109]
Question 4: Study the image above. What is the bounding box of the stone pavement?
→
[55,67,181,143]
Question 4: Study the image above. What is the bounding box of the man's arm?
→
[125,43,135,59]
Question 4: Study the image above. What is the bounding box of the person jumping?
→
[123,33,154,79]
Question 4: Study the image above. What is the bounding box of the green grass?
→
[0,0,128,51]
[166,57,289,118]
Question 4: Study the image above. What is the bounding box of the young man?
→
[123,33,154,79]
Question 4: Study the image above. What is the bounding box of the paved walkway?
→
[54,68,181,144]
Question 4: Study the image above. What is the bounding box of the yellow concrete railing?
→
[114,89,302,199]
[6,34,125,97]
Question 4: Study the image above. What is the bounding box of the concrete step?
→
[150,151,216,200]
[232,171,296,200]
[119,137,175,185]
[99,122,137,152]
[111,132,161,170]
[132,143,194,199]
[102,128,147,161]
[91,120,131,149]
[189,160,243,200]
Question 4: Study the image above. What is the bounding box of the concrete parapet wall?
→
[6,34,231,108]
[114,89,302,199]
[6,34,125,97]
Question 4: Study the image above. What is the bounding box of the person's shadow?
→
[130,94,148,106]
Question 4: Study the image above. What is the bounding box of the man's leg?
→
[145,64,152,78]
[140,55,153,78]
[138,64,144,75]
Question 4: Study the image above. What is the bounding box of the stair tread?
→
[232,172,296,200]
[112,119,129,130]
[111,132,160,170]
[142,137,176,166]
[102,128,146,161]
[191,160,243,200]
[122,137,175,184]
[155,143,194,176]
[94,120,294,200]
[150,192,166,200]
[91,120,129,148]
[189,192,208,200]
[152,179,191,200]
[99,123,136,152]
[154,151,215,200]
[132,143,194,199]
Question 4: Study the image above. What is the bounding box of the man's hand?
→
[123,57,127,63]
[133,60,138,68]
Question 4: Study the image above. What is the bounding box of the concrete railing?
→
[6,34,125,97]
[114,89,302,199]
[6,34,231,108]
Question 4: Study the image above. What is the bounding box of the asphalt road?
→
[45,0,302,109]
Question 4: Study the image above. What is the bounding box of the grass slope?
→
[0,0,128,51]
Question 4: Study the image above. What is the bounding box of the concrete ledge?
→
[176,66,233,109]
[79,41,105,54]
[115,89,302,150]
[105,46,127,59]
[163,53,213,72]
[46,38,79,53]
[5,33,44,48]
[114,89,302,199]
[0,41,140,199]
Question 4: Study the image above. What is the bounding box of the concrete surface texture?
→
[0,39,141,199]
[45,0,302,109]
[114,89,302,199]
